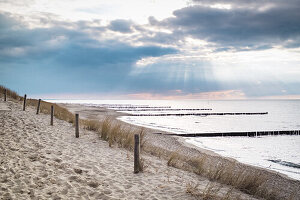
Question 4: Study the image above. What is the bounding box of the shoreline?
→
[59,103,300,200]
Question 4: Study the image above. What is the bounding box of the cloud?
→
[192,0,300,9]
[0,12,177,64]
[152,1,300,50]
[108,19,133,33]
[0,12,178,94]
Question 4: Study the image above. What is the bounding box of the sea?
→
[49,99,300,180]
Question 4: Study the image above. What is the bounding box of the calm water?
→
[50,99,300,180]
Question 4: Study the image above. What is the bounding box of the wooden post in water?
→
[4,89,7,101]
[50,105,54,126]
[75,114,79,138]
[36,99,41,114]
[134,134,140,174]
[23,94,27,111]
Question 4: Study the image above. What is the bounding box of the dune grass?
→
[98,117,146,151]
[0,86,20,101]
[169,153,270,197]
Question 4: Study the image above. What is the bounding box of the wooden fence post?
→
[36,99,41,114]
[23,94,27,111]
[75,113,79,138]
[50,105,54,125]
[134,134,140,174]
[4,89,7,101]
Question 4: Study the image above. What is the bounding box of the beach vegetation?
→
[186,182,223,200]
[202,183,221,200]
[189,156,206,175]
[167,152,179,166]
[83,120,101,131]
[139,157,147,172]
[221,187,234,200]
[0,86,20,100]
[186,181,201,197]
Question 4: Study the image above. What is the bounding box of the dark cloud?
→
[151,1,300,50]
[148,16,159,26]
[192,0,300,9]
[108,19,133,33]
[139,31,183,46]
[0,13,176,62]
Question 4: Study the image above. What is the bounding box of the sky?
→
[1,0,300,99]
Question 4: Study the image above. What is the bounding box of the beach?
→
[60,102,300,200]
[0,99,263,199]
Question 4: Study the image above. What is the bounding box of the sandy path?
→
[0,101,257,200]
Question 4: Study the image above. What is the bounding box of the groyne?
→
[129,112,268,116]
[159,130,300,137]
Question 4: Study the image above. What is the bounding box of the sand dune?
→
[0,100,259,199]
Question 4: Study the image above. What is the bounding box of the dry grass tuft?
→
[288,190,298,200]
[26,99,74,123]
[167,152,179,166]
[186,182,222,200]
[189,156,207,175]
[0,85,22,101]
[168,152,270,199]
[100,117,112,141]
[82,120,101,131]
[208,162,225,180]
[186,182,200,197]
[201,183,221,200]
[108,122,122,147]
[139,157,148,172]
[214,166,266,195]
[221,187,234,200]
[97,117,145,151]
[0,86,20,100]
[119,126,135,150]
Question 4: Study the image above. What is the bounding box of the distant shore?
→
[59,103,300,200]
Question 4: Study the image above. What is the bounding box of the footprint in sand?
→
[87,181,99,188]
[73,168,83,174]
[54,158,62,163]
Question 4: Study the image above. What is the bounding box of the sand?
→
[0,100,259,199]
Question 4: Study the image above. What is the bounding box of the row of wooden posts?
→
[3,90,141,173]
[22,94,81,137]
